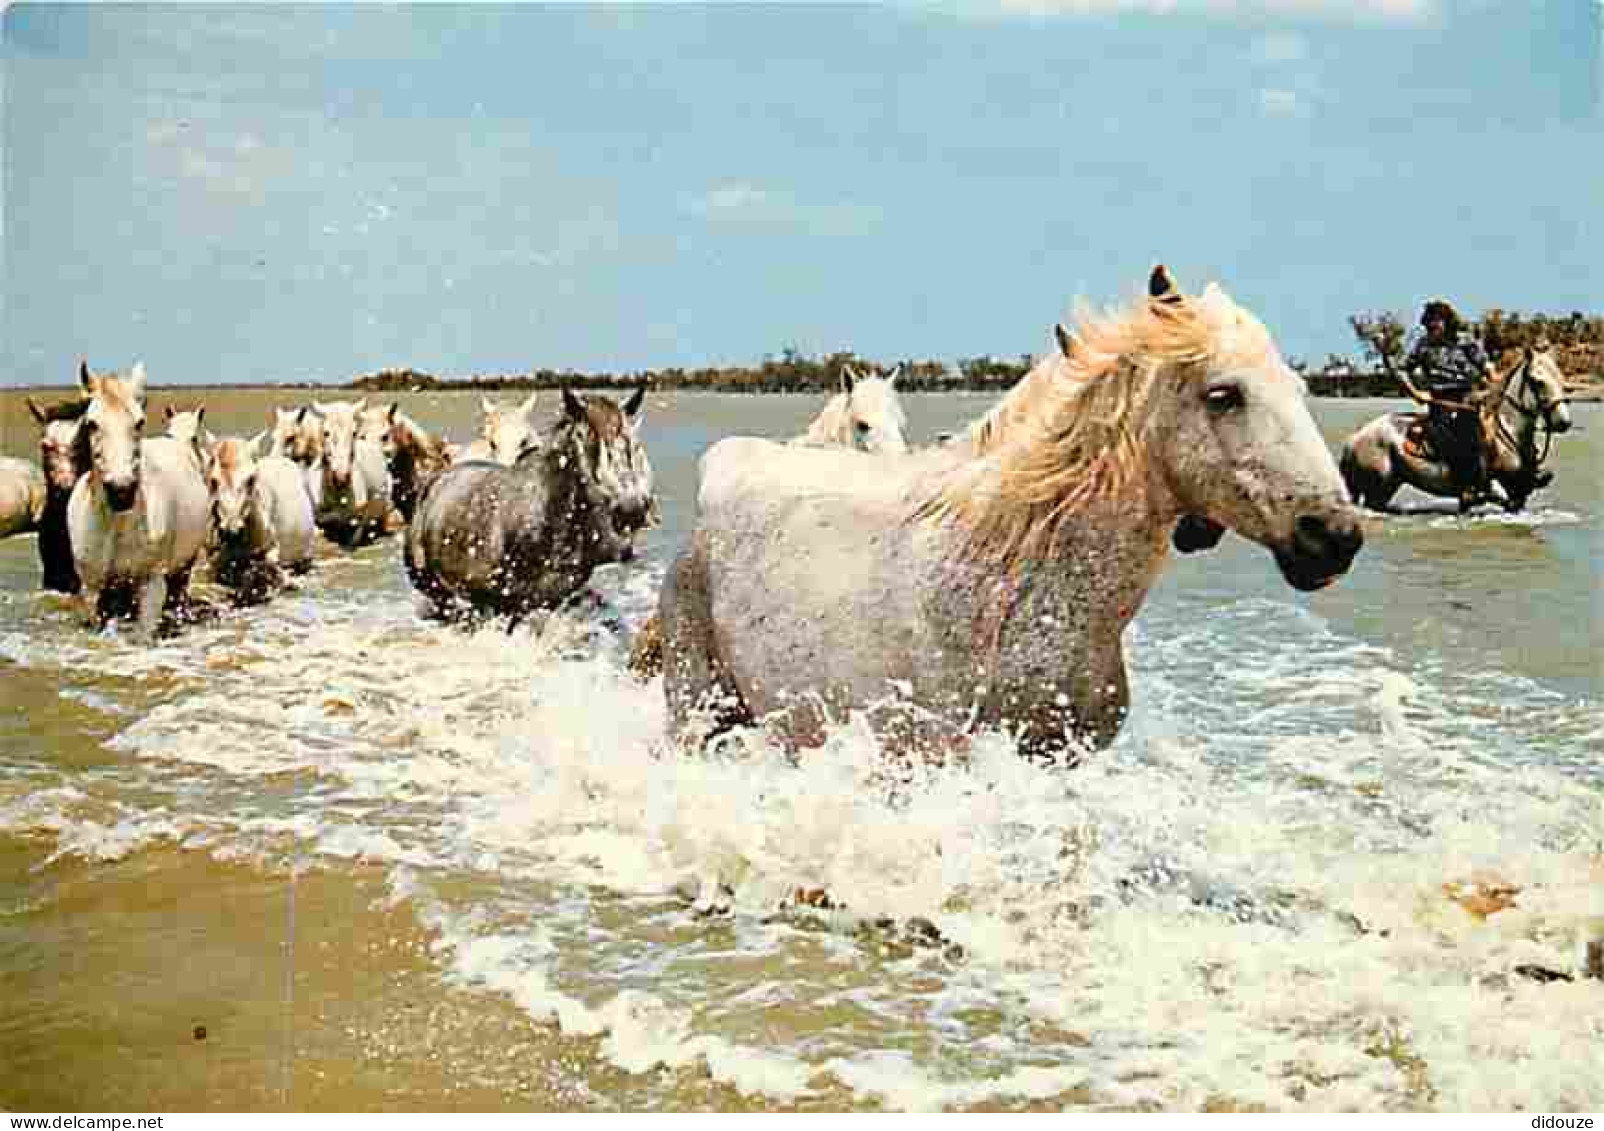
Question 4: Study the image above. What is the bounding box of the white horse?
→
[658,267,1364,762]
[456,394,542,465]
[1339,345,1573,513]
[67,362,211,634]
[204,436,317,603]
[311,400,394,548]
[0,458,46,540]
[267,405,325,513]
[794,365,910,453]
[163,406,212,469]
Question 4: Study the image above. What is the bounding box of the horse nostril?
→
[1296,513,1362,561]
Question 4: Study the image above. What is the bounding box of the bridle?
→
[1488,352,1566,470]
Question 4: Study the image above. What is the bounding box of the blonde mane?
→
[920,283,1282,567]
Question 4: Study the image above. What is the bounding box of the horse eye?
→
[855,421,871,433]
[1204,386,1245,414]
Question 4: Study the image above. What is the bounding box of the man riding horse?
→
[1393,299,1497,509]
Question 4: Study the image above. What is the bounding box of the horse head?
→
[841,364,910,454]
[357,402,400,459]
[270,406,322,466]
[164,405,211,466]
[1145,268,1360,589]
[79,360,147,513]
[558,386,655,562]
[206,437,259,545]
[476,394,542,465]
[29,397,90,494]
[1518,345,1572,435]
[314,400,363,495]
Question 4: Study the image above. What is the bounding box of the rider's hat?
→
[1420,299,1465,332]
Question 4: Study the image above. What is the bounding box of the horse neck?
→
[529,431,607,556]
[802,396,849,446]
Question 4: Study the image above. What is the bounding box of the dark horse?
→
[405,388,655,626]
[27,397,91,594]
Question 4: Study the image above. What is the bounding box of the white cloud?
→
[703,184,769,212]
[1258,87,1303,115]
[989,0,1434,21]
[1255,30,1308,62]
[686,184,881,237]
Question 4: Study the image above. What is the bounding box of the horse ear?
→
[27,398,46,424]
[164,405,176,421]
[562,388,587,423]
[296,406,310,424]
[248,430,269,459]
[840,365,857,395]
[127,362,148,400]
[388,402,400,424]
[886,364,902,388]
[480,396,495,416]
[519,393,539,417]
[78,360,95,395]
[352,398,367,415]
[195,406,206,427]
[1149,264,1182,305]
[1053,323,1074,358]
[623,385,646,422]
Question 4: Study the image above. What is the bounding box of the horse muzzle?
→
[104,480,138,513]
[1274,510,1364,592]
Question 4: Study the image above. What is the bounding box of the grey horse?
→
[1340,345,1573,513]
[406,387,655,626]
[658,267,1364,763]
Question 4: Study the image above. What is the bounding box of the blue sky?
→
[2,2,1600,386]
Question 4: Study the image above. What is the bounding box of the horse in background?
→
[407,388,655,627]
[658,267,1363,762]
[1339,345,1573,513]
[794,365,910,454]
[358,403,452,522]
[456,394,542,465]
[163,406,212,471]
[27,398,90,593]
[306,400,393,548]
[66,362,210,634]
[204,436,317,604]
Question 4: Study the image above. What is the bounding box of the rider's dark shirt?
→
[1404,331,1490,398]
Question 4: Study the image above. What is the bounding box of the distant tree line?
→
[350,348,1037,396]
[346,309,1602,399]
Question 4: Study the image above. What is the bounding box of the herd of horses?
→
[1,267,1575,763]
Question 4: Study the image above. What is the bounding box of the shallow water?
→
[1,390,1600,1111]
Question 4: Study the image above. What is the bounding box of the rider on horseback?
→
[1396,299,1495,508]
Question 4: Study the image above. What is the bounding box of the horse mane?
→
[918,283,1281,567]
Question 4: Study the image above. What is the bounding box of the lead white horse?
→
[794,365,910,453]
[67,362,210,634]
[659,267,1364,762]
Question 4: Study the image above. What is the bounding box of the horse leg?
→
[137,574,168,640]
[661,535,751,749]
